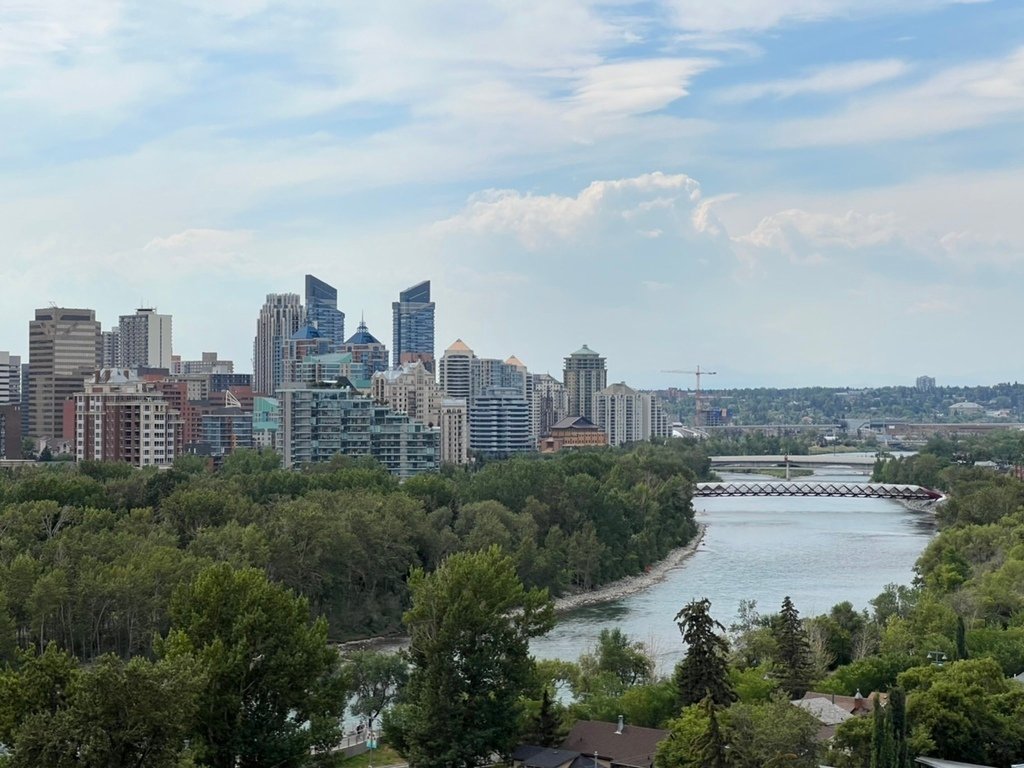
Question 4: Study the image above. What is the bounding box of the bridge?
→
[695,480,943,501]
[710,454,879,468]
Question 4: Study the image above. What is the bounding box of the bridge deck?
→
[695,480,942,501]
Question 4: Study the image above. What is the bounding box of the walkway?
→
[695,480,942,500]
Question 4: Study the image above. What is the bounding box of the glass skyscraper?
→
[304,274,345,350]
[391,280,435,372]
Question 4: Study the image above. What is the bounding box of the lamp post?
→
[927,650,948,667]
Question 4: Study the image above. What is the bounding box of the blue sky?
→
[2,0,1023,389]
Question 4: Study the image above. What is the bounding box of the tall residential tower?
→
[304,275,345,350]
[253,294,305,395]
[563,344,607,421]
[118,308,173,370]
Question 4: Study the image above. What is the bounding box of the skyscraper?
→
[341,319,389,377]
[119,308,173,369]
[253,294,305,395]
[563,344,607,421]
[29,307,101,439]
[304,274,345,349]
[0,351,20,405]
[392,280,435,371]
[101,329,120,368]
[438,339,475,401]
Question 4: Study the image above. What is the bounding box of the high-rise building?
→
[280,326,332,388]
[29,307,101,439]
[593,382,644,447]
[101,329,120,368]
[253,293,305,395]
[563,344,607,421]
[280,382,439,478]
[438,339,476,401]
[74,372,176,467]
[176,352,234,375]
[392,280,435,371]
[371,361,443,426]
[0,351,21,405]
[341,319,389,379]
[119,308,173,370]
[916,375,936,391]
[438,398,469,465]
[469,386,532,458]
[0,405,22,459]
[531,373,569,439]
[305,274,345,349]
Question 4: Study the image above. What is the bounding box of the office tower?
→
[305,274,345,349]
[563,344,607,421]
[531,373,569,439]
[0,351,20,405]
[916,375,936,391]
[438,398,469,465]
[119,308,173,369]
[438,339,475,401]
[74,372,176,467]
[341,319,389,377]
[593,382,645,447]
[253,293,305,395]
[392,280,435,371]
[29,307,101,439]
[469,386,532,457]
[101,329,120,368]
[280,383,439,477]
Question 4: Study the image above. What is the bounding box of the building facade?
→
[539,415,608,452]
[280,383,439,478]
[392,280,435,371]
[101,330,120,368]
[174,352,234,375]
[74,374,176,467]
[340,320,389,378]
[438,339,475,401]
[371,361,443,425]
[305,274,345,350]
[469,385,532,457]
[593,382,645,447]
[531,373,569,439]
[253,293,305,395]
[563,345,607,421]
[0,351,20,405]
[0,405,22,459]
[438,398,469,465]
[29,307,101,439]
[119,308,173,370]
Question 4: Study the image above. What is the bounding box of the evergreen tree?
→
[871,693,895,768]
[672,598,736,708]
[889,687,909,768]
[955,616,968,661]
[774,596,814,698]
[694,696,729,768]
[526,688,562,748]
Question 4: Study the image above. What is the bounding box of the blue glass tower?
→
[304,274,345,350]
[391,280,435,372]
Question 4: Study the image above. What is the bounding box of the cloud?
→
[777,46,1024,145]
[737,208,901,259]
[720,59,909,101]
[567,58,715,121]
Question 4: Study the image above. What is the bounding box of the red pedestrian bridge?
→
[695,481,943,501]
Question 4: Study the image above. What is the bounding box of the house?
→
[794,691,887,741]
[512,746,581,768]
[916,758,998,768]
[560,718,668,768]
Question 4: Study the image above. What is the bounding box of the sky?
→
[2,0,1023,390]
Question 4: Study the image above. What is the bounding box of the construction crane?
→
[662,366,718,427]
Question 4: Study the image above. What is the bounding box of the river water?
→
[532,467,935,674]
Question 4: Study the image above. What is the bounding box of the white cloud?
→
[567,58,714,120]
[777,46,1024,145]
[720,59,908,101]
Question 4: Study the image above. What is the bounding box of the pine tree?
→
[694,696,729,768]
[888,687,909,768]
[774,596,814,698]
[672,598,736,708]
[955,616,968,661]
[871,693,895,768]
[528,688,562,748]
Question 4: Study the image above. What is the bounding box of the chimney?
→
[616,715,624,735]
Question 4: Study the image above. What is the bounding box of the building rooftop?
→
[551,415,602,431]
[505,355,527,368]
[569,344,600,357]
[344,320,383,346]
[290,325,322,341]
[792,697,853,726]
[445,338,473,354]
[512,747,580,768]
[561,720,667,768]
[600,382,638,396]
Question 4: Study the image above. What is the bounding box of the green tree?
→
[672,598,735,708]
[387,546,554,768]
[347,649,409,730]
[161,564,348,768]
[774,596,813,698]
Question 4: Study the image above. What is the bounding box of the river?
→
[531,466,936,674]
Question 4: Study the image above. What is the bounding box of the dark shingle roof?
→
[561,721,668,768]
[512,746,581,768]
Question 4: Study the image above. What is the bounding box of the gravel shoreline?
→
[552,524,707,613]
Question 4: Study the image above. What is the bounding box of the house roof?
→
[803,691,885,715]
[792,697,853,726]
[551,415,602,431]
[513,746,580,768]
[916,758,998,768]
[561,721,668,768]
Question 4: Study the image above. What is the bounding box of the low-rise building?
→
[539,415,608,452]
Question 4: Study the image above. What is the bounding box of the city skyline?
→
[3,2,1024,388]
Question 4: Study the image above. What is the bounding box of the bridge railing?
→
[694,481,943,501]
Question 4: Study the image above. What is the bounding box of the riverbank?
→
[552,524,707,614]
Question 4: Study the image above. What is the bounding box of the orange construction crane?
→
[662,365,718,427]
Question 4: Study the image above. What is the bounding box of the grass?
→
[729,467,814,479]
[339,744,404,768]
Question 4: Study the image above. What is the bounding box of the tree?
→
[347,649,409,729]
[161,564,349,768]
[523,688,563,748]
[694,696,728,768]
[672,598,735,708]
[774,596,813,698]
[386,546,554,768]
[871,694,895,768]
